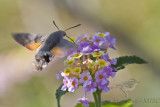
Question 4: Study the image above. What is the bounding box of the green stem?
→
[93,90,102,107]
[97,90,102,107]
[93,92,98,107]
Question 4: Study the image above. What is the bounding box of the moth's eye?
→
[43,54,50,63]
[36,59,40,62]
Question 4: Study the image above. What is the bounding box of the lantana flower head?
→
[57,32,117,107]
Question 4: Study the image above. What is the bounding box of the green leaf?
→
[56,84,68,107]
[102,99,133,107]
[75,100,133,107]
[112,56,147,71]
[75,102,95,107]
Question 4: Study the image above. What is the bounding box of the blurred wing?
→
[51,39,77,56]
[12,33,47,51]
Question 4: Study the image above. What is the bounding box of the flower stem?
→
[93,90,102,107]
[93,92,98,107]
[97,90,102,107]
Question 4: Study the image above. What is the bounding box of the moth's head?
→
[58,30,66,37]
[52,20,81,43]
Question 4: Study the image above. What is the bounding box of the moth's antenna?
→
[66,35,76,44]
[64,24,81,31]
[53,20,60,31]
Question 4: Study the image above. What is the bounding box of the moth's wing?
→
[51,39,77,56]
[12,33,47,51]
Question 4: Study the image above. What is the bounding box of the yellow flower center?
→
[68,60,74,65]
[73,53,83,59]
[99,75,103,79]
[99,61,105,65]
[92,51,104,57]
[65,70,70,73]
[95,53,101,55]
[96,39,100,42]
[99,33,105,37]
[75,69,80,73]
[84,76,88,81]
[72,81,75,86]
[107,59,111,62]
[61,68,72,76]
[72,67,81,75]
[90,42,94,46]
[89,63,94,67]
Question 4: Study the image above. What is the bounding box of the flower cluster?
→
[56,32,117,107]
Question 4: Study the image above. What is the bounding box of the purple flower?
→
[75,34,88,43]
[101,53,109,61]
[104,32,110,36]
[79,72,92,87]
[79,42,90,49]
[104,35,116,50]
[68,77,79,92]
[84,81,97,94]
[92,36,104,46]
[67,51,77,60]
[56,73,62,79]
[95,69,109,85]
[102,67,116,78]
[91,45,100,52]
[98,81,110,93]
[101,54,117,66]
[110,59,117,65]
[61,77,70,91]
[78,97,89,107]
[96,32,110,37]
[81,46,93,55]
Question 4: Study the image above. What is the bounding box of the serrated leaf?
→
[75,102,95,107]
[112,56,147,71]
[102,99,133,107]
[56,84,68,107]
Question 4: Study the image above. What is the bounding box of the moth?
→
[12,21,81,71]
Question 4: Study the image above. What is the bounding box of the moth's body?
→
[34,31,67,70]
[39,31,66,52]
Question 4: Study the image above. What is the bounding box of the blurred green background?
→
[0,0,160,107]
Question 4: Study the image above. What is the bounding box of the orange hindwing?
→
[26,43,42,51]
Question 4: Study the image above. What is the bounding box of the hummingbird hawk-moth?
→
[12,21,81,71]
